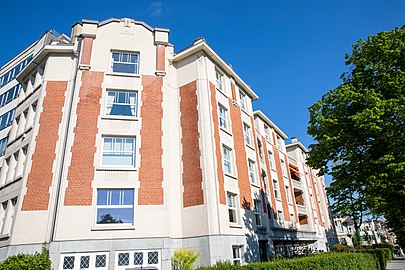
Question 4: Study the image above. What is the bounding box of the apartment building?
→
[333,216,396,246]
[0,18,332,269]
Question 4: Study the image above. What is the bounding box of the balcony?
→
[297,204,307,214]
[292,179,302,190]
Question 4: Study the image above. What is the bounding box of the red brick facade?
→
[138,75,164,205]
[64,71,103,206]
[209,83,226,205]
[22,81,68,211]
[273,147,290,221]
[229,98,252,209]
[80,37,93,66]
[180,81,204,207]
[156,45,165,72]
[262,137,278,216]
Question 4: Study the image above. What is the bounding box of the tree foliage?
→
[172,248,200,270]
[0,245,52,270]
[307,25,405,246]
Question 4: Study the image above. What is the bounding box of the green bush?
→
[172,248,200,270]
[331,244,353,252]
[197,252,378,270]
[359,248,392,270]
[0,246,51,270]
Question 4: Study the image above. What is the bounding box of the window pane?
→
[96,208,133,224]
[97,190,108,205]
[123,190,134,205]
[112,63,136,74]
[112,53,120,61]
[110,190,121,205]
[103,138,113,151]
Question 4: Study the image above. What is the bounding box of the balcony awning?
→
[289,163,299,172]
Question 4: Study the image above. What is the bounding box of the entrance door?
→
[259,240,268,262]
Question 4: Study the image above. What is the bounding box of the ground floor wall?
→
[0,232,330,269]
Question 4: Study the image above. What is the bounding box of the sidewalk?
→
[387,258,405,270]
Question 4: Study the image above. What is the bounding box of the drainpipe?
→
[49,38,81,243]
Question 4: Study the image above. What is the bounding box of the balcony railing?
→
[297,204,307,214]
[292,179,302,190]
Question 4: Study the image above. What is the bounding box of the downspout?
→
[49,38,81,243]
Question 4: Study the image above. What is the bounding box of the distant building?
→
[0,18,333,270]
[333,215,395,246]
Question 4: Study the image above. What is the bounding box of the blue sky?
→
[1,0,404,185]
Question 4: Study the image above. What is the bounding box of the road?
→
[387,258,405,270]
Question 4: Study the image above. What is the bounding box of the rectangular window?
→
[222,146,232,174]
[218,105,229,130]
[227,193,237,223]
[248,160,257,184]
[281,159,287,178]
[286,186,292,203]
[264,125,271,141]
[277,135,283,151]
[243,123,251,145]
[0,109,15,131]
[239,89,246,111]
[215,70,224,91]
[0,137,8,157]
[106,90,137,117]
[111,52,139,74]
[96,189,134,225]
[254,199,262,226]
[102,137,135,167]
[232,246,242,265]
[268,151,275,170]
[277,210,284,224]
[273,180,280,199]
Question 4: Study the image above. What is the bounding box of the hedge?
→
[198,252,379,270]
[359,248,392,270]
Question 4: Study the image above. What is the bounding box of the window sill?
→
[275,198,282,202]
[96,167,137,171]
[229,223,243,229]
[250,182,261,188]
[91,225,135,231]
[224,173,237,180]
[105,72,140,78]
[101,115,139,121]
[246,144,255,151]
[216,87,228,98]
[0,233,10,240]
[219,127,233,136]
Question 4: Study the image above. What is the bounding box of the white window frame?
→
[243,123,251,146]
[273,179,280,199]
[248,159,257,185]
[254,199,263,227]
[95,189,134,225]
[277,210,284,225]
[101,137,136,167]
[105,90,138,117]
[222,146,233,175]
[60,252,109,270]
[268,151,276,170]
[115,250,161,270]
[232,246,242,265]
[227,193,238,224]
[264,125,271,141]
[110,51,139,74]
[239,89,247,111]
[215,69,224,92]
[286,185,292,204]
[281,159,287,178]
[218,104,229,131]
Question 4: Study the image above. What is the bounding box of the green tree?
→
[307,25,405,246]
[172,248,200,270]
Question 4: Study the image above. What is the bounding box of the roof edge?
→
[253,110,288,139]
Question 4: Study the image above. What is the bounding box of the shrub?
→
[172,248,200,270]
[197,252,378,270]
[0,245,51,270]
[359,248,392,270]
[331,244,353,252]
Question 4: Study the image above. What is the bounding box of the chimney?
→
[291,137,298,143]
